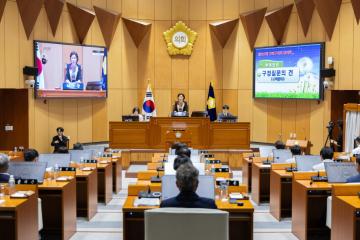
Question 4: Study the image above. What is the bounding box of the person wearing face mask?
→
[51,127,69,153]
[173,93,189,115]
[65,51,82,83]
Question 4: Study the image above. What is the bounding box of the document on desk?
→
[134,197,160,207]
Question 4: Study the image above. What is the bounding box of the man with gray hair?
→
[0,153,10,183]
[160,163,217,209]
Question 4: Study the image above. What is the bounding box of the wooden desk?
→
[0,194,38,240]
[76,169,98,220]
[97,163,113,204]
[331,196,360,240]
[251,162,270,204]
[292,180,331,240]
[269,170,292,220]
[112,157,122,193]
[109,117,250,149]
[38,179,76,240]
[242,158,252,192]
[122,196,254,240]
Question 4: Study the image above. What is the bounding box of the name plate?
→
[103,153,112,157]
[84,160,97,164]
[206,160,221,164]
[60,167,76,172]
[213,168,229,173]
[16,179,38,185]
[216,179,240,186]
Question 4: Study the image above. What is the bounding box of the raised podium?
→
[109,117,250,149]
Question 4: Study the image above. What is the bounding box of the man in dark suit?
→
[217,105,235,122]
[160,163,217,209]
[51,127,69,153]
[347,156,360,183]
[0,153,10,183]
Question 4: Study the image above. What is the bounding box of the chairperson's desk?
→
[109,117,250,149]
[0,194,38,240]
[123,196,254,240]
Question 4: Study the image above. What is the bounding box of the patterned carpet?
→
[69,168,299,240]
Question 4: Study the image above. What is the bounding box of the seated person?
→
[346,156,360,183]
[173,93,189,115]
[275,140,286,150]
[352,137,360,156]
[0,154,10,183]
[131,107,144,121]
[175,147,191,158]
[171,142,188,153]
[160,163,217,209]
[73,142,83,150]
[217,105,234,121]
[24,149,39,162]
[312,147,334,171]
[56,146,69,154]
[286,145,302,163]
[173,156,192,170]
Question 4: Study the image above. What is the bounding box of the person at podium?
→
[131,107,144,121]
[65,51,82,83]
[172,93,189,117]
[217,105,233,121]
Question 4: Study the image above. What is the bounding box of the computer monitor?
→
[164,162,205,175]
[325,162,358,183]
[219,116,238,122]
[295,155,322,171]
[122,115,139,122]
[82,146,104,157]
[161,175,215,200]
[8,162,47,183]
[38,154,71,168]
[259,147,275,158]
[273,149,292,163]
[69,150,94,162]
[191,111,208,117]
[167,155,201,163]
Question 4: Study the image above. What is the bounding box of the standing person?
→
[51,127,69,153]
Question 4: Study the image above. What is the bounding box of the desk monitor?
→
[38,154,71,168]
[219,116,238,122]
[8,162,47,183]
[69,150,94,162]
[122,115,139,122]
[273,149,292,163]
[82,146,104,157]
[162,175,215,200]
[325,162,358,183]
[164,162,205,175]
[191,111,208,117]
[259,147,275,158]
[295,155,322,171]
[167,155,201,163]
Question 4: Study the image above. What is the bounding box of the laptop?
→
[259,147,275,158]
[273,149,293,163]
[8,162,47,183]
[69,150,94,162]
[164,162,205,175]
[38,154,71,168]
[295,155,322,171]
[325,162,358,183]
[161,175,215,200]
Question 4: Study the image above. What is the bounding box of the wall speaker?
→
[320,68,336,78]
[23,66,38,76]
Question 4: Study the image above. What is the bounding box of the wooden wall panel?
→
[207,0,223,20]
[4,1,19,88]
[154,0,171,20]
[171,57,189,89]
[122,0,138,18]
[48,99,64,149]
[63,99,78,147]
[138,20,155,89]
[77,99,93,143]
[237,90,252,122]
[267,100,282,142]
[354,17,360,90]
[295,100,311,141]
[0,13,4,88]
[223,89,238,116]
[154,21,172,89]
[108,89,123,121]
[281,100,297,141]
[339,3,354,90]
[138,0,155,20]
[189,89,206,112]
[189,0,206,20]
[154,89,171,116]
[122,23,138,89]
[92,99,107,141]
[189,21,206,90]
[252,99,267,142]
[172,0,189,20]
[224,0,239,19]
[34,100,49,153]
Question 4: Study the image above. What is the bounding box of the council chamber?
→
[1,0,360,240]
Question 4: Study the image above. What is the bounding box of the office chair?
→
[145,208,228,240]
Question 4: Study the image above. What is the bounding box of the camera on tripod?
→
[326,121,335,133]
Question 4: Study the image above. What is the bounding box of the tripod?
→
[323,126,334,150]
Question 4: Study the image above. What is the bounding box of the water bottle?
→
[54,164,60,180]
[219,181,228,202]
[8,175,15,195]
[80,157,85,169]
[0,184,5,200]
[14,146,17,152]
